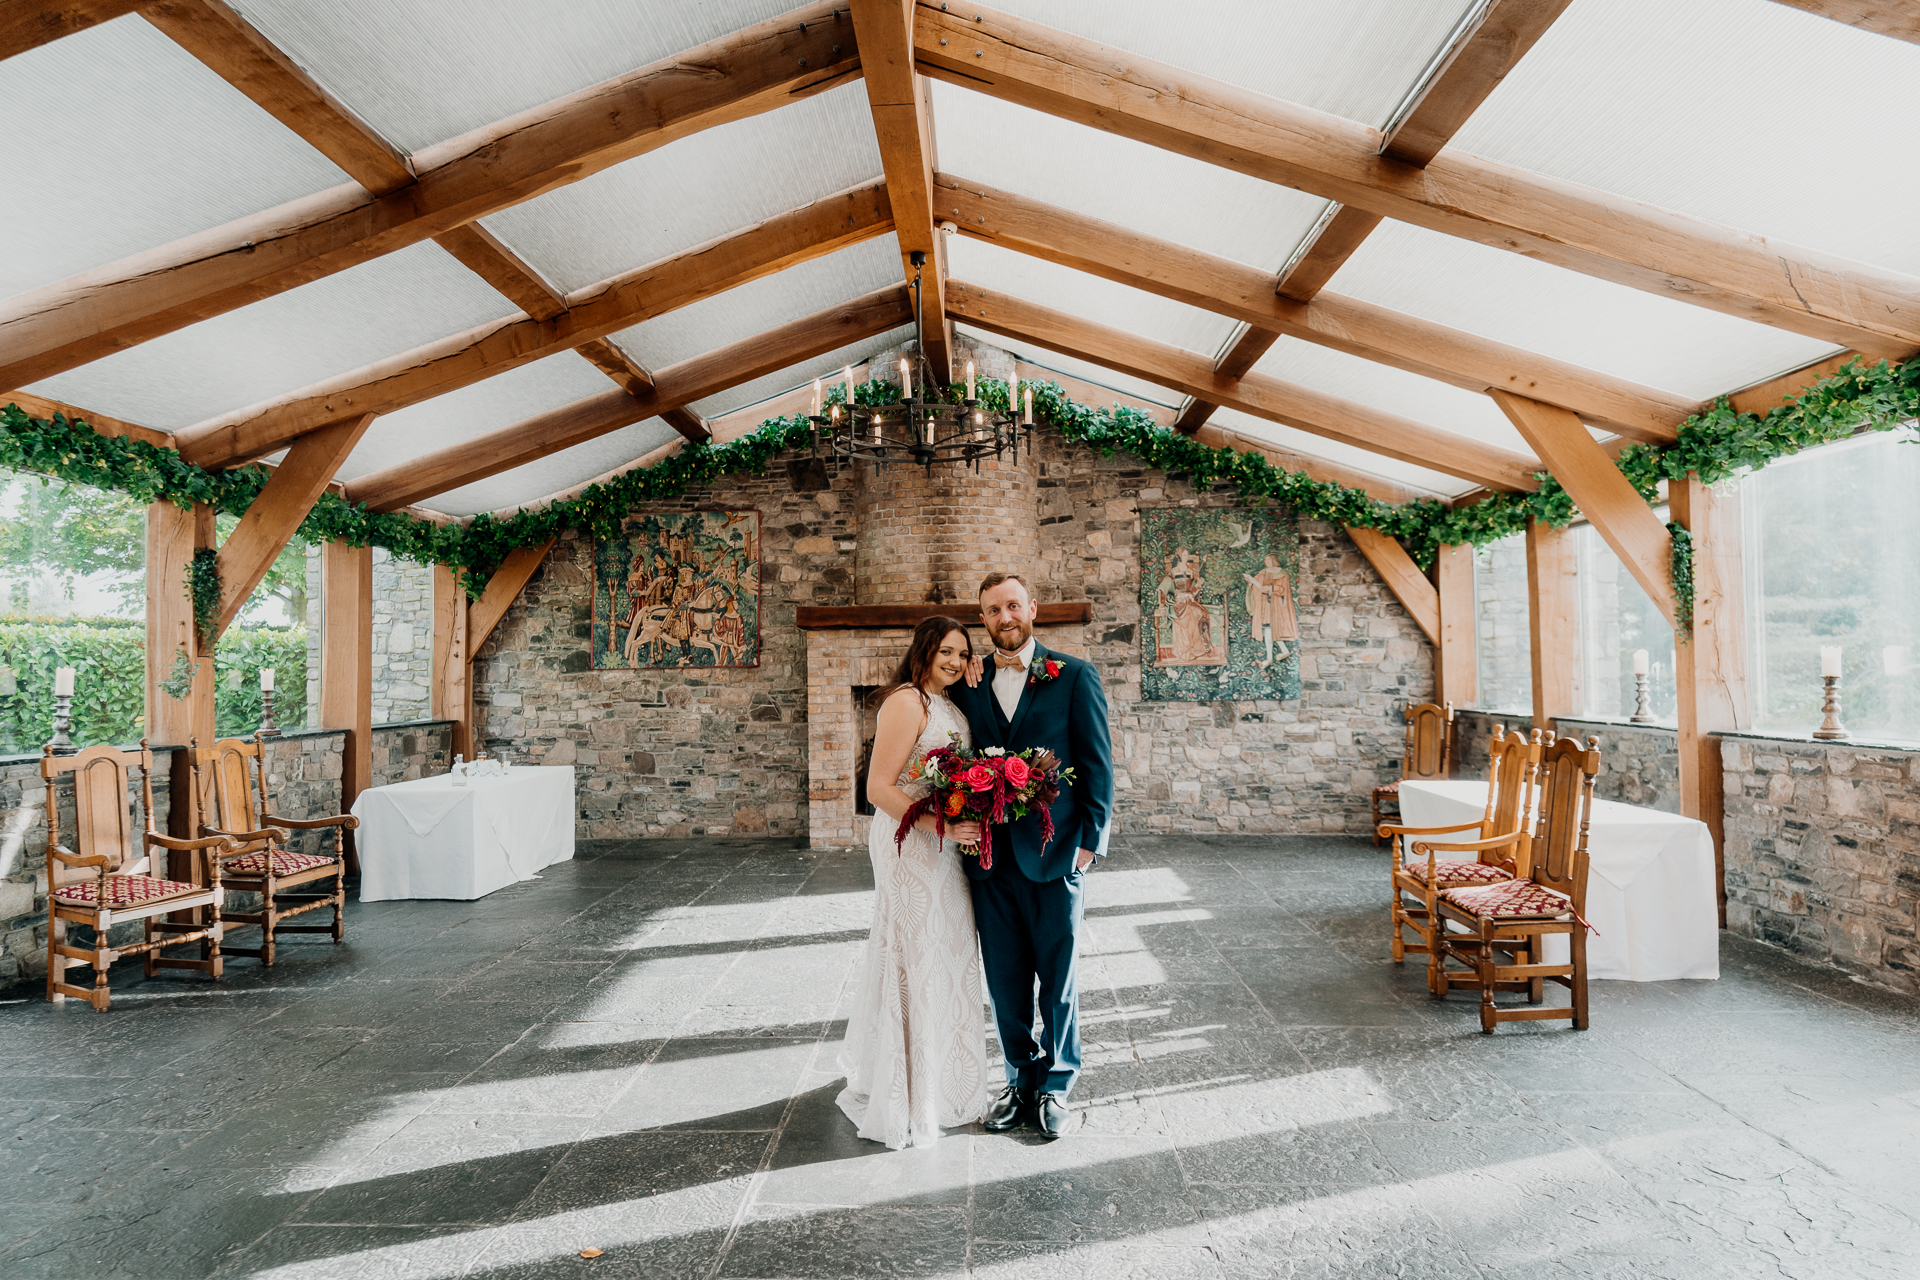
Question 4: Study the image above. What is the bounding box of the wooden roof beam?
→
[0,1,863,391]
[913,3,1920,361]
[344,283,914,512]
[173,179,893,468]
[1,0,146,62]
[851,0,951,382]
[936,174,1697,442]
[947,279,1542,493]
[1765,1,1920,44]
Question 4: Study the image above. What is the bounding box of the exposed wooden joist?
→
[1765,0,1920,43]
[1344,526,1440,645]
[210,412,374,638]
[913,4,1920,361]
[345,284,914,511]
[948,279,1542,492]
[432,224,568,320]
[3,390,174,448]
[574,339,653,396]
[174,179,893,468]
[1190,422,1443,504]
[0,2,863,391]
[1,0,145,62]
[851,0,951,381]
[1171,326,1280,434]
[661,407,712,441]
[1491,389,1678,626]
[1274,206,1383,305]
[469,540,556,656]
[935,175,1698,442]
[1725,349,1868,416]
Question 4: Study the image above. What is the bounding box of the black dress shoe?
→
[1036,1092,1070,1139]
[983,1085,1031,1132]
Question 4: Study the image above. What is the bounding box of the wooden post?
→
[1433,543,1478,711]
[319,541,372,871]
[1671,476,1748,928]
[431,564,471,761]
[1526,519,1578,731]
[146,500,216,845]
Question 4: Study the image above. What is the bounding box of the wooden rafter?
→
[469,541,556,655]
[947,279,1541,492]
[851,0,951,382]
[1345,525,1441,644]
[344,284,914,511]
[936,176,1695,442]
[1766,0,1920,43]
[913,3,1920,361]
[173,179,893,468]
[1190,423,1444,505]
[0,2,863,392]
[1,0,145,62]
[2,390,173,448]
[432,224,568,319]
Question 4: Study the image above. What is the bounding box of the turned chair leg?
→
[1476,934,1496,1034]
[45,917,62,1005]
[92,940,111,1012]
[1389,892,1406,963]
[331,868,345,945]
[1572,929,1590,1030]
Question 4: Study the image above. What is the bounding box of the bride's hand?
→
[945,820,983,845]
[962,655,985,687]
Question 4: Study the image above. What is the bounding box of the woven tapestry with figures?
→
[1139,507,1300,702]
[592,510,761,669]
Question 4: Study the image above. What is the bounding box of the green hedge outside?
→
[0,616,307,755]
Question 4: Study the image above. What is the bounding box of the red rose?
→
[1045,659,1061,677]
[962,763,996,792]
[1002,756,1032,787]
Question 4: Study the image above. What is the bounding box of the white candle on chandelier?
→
[1821,646,1842,678]
[844,364,855,413]
[966,361,976,401]
[53,666,74,697]
[260,667,275,692]
[900,357,911,399]
[811,378,821,417]
[1632,649,1649,676]
[1023,387,1033,425]
[872,414,882,444]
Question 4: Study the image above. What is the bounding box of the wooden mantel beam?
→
[1,0,146,61]
[948,279,1542,493]
[173,179,892,468]
[344,284,914,511]
[0,2,863,391]
[936,174,1696,442]
[912,3,1920,361]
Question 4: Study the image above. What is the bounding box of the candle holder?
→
[1812,674,1848,740]
[1629,672,1655,723]
[256,686,281,740]
[45,691,76,756]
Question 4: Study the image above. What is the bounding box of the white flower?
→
[982,747,1006,757]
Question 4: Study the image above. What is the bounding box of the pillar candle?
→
[811,378,821,416]
[844,365,854,411]
[1820,646,1842,678]
[1632,649,1649,676]
[53,666,74,696]
[966,361,976,401]
[260,667,275,692]
[900,357,911,400]
[1023,388,1033,425]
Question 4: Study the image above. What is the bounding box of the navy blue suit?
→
[949,642,1113,1097]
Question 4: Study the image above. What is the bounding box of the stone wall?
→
[1554,718,1681,813]
[1720,734,1920,993]
[1473,535,1531,714]
[305,545,435,727]
[371,720,454,787]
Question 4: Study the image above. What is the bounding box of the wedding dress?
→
[836,692,991,1149]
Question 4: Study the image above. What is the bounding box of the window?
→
[1745,431,1920,743]
[1576,515,1676,721]
[1472,531,1531,714]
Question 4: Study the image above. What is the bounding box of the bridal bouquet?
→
[895,737,1076,869]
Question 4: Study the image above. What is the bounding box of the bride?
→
[836,616,992,1149]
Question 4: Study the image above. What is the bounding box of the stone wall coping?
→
[0,719,456,768]
[370,719,457,733]
[1555,716,1678,734]
[1713,728,1920,756]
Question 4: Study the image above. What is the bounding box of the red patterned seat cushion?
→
[223,848,337,877]
[1373,781,1401,795]
[53,874,204,909]
[1403,858,1513,887]
[1443,879,1574,920]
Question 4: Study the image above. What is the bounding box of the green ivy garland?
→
[1667,522,1695,633]
[4,353,1915,616]
[186,547,221,637]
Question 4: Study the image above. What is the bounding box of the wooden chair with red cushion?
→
[1433,733,1603,1033]
[42,742,234,1012]
[1371,701,1453,844]
[1380,725,1542,983]
[190,736,356,967]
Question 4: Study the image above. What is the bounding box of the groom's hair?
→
[978,571,1031,599]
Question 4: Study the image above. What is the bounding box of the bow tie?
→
[993,651,1027,670]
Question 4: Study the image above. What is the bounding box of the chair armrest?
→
[51,845,109,868]
[1378,820,1488,838]
[148,832,238,853]
[1409,833,1525,855]
[265,813,359,831]
[205,825,290,844]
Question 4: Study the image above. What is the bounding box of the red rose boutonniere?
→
[1028,657,1063,688]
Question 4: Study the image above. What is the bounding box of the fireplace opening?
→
[852,685,879,816]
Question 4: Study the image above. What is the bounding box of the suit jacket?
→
[950,641,1113,883]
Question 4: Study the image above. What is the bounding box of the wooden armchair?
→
[190,736,356,966]
[1433,734,1603,1033]
[1380,726,1542,985]
[43,742,232,1011]
[1371,701,1453,843]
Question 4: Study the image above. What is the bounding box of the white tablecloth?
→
[1397,779,1719,981]
[352,766,576,902]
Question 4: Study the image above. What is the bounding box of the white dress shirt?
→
[992,637,1037,722]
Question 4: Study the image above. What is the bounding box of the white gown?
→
[836,692,991,1149]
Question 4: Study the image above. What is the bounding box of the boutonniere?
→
[1028,657,1064,687]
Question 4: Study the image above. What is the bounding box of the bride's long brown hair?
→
[870,616,974,715]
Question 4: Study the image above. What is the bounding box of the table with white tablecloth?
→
[1397,779,1718,981]
[351,766,576,902]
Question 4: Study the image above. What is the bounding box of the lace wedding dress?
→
[836,692,991,1149]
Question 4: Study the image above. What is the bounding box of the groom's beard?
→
[991,617,1033,655]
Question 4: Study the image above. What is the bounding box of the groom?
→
[950,572,1113,1139]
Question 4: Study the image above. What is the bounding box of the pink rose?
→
[1002,756,1032,788]
[962,763,996,792]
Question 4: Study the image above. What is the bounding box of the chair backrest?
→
[1401,702,1453,781]
[1530,734,1602,907]
[1481,726,1544,844]
[41,742,154,882]
[192,737,266,844]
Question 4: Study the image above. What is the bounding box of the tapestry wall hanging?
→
[593,510,761,669]
[1139,507,1301,702]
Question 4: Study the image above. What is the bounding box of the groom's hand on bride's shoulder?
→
[963,655,985,687]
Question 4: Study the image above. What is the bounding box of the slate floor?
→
[4,835,1920,1279]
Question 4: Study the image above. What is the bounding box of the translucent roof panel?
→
[1452,0,1920,275]
[427,419,685,518]
[955,323,1185,409]
[481,81,882,295]
[1323,220,1841,403]
[28,241,518,432]
[234,0,808,152]
[929,82,1331,275]
[947,237,1240,361]
[1211,407,1477,499]
[688,326,916,422]
[609,237,904,373]
[331,351,620,486]
[1,16,350,298]
[974,0,1483,128]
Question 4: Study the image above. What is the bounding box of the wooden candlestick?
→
[1629,672,1654,723]
[45,691,75,756]
[1812,674,1848,740]
[256,686,281,739]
